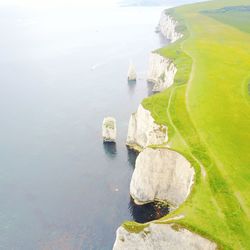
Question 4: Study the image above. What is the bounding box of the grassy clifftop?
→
[141,0,250,249]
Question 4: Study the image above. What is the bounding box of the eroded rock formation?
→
[147,52,177,92]
[113,223,217,250]
[126,104,168,151]
[128,62,137,81]
[102,117,117,142]
[157,11,183,43]
[130,148,194,208]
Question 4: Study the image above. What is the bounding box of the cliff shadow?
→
[127,80,136,95]
[126,148,139,169]
[147,81,155,96]
[158,33,170,46]
[103,142,117,159]
[129,197,169,223]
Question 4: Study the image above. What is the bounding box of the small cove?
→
[129,197,170,223]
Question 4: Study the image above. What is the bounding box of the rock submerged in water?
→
[102,117,117,142]
[128,62,137,81]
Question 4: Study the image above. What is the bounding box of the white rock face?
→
[147,52,177,92]
[128,62,137,81]
[130,148,194,207]
[102,117,117,142]
[157,11,183,43]
[126,104,168,151]
[113,223,217,250]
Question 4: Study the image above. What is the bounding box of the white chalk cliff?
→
[102,117,117,142]
[147,52,177,92]
[126,104,168,151]
[130,148,194,207]
[128,62,137,81]
[113,10,214,250]
[157,11,183,43]
[113,223,217,250]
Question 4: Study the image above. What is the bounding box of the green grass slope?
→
[128,0,250,249]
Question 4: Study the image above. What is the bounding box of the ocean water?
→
[0,4,169,250]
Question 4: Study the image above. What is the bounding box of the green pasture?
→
[124,1,250,249]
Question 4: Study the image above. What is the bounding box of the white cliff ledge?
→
[147,52,177,92]
[157,11,183,43]
[126,104,168,151]
[113,223,217,250]
[130,148,195,208]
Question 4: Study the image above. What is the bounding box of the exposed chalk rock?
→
[113,223,217,250]
[157,11,183,43]
[126,104,168,151]
[128,62,137,81]
[130,148,194,208]
[102,117,117,142]
[147,52,177,92]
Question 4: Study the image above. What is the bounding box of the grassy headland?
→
[125,0,250,249]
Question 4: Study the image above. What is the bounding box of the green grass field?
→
[124,0,250,249]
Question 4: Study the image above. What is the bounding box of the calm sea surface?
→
[0,4,169,250]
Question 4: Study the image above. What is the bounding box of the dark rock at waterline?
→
[129,197,169,223]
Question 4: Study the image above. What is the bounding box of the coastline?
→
[113,7,217,250]
[114,0,250,249]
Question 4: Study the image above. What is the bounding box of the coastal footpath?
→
[114,0,250,249]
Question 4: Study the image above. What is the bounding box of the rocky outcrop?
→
[128,62,137,81]
[102,117,117,142]
[113,223,217,250]
[126,104,168,151]
[130,148,194,208]
[157,11,183,43]
[147,52,177,92]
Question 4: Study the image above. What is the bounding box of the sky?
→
[0,0,207,9]
[0,0,119,8]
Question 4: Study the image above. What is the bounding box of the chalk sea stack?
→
[127,62,137,81]
[102,117,117,142]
